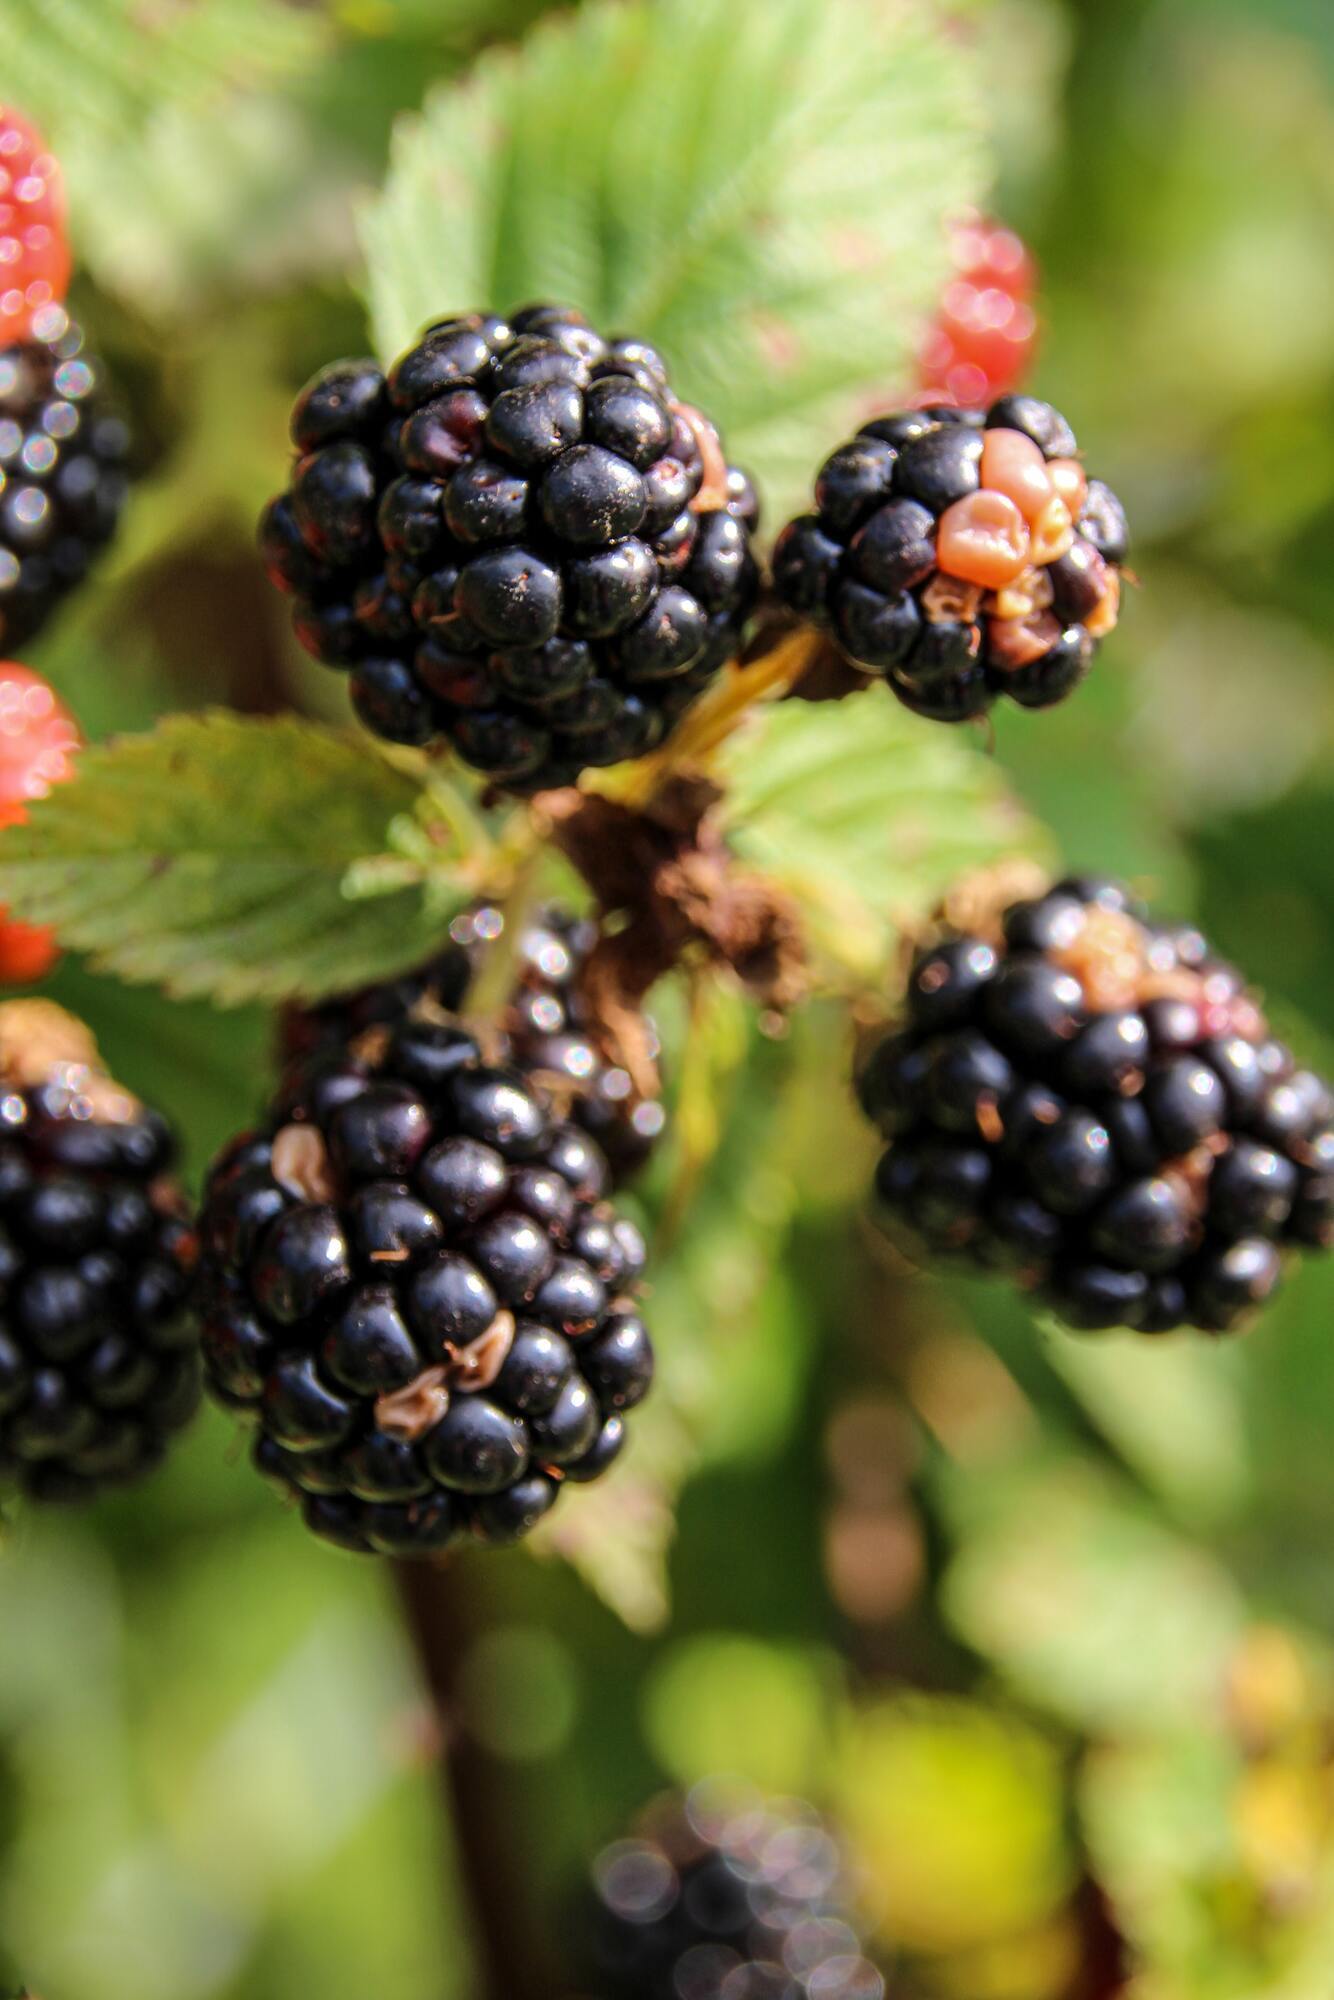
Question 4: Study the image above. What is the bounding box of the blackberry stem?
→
[464,840,547,1027]
[393,1558,549,2000]
[612,622,825,807]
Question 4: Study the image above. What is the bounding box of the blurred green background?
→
[2,0,1334,1995]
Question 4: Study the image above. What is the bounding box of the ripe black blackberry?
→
[260,304,760,790]
[859,878,1333,1333]
[280,903,665,1185]
[0,307,129,651]
[0,1001,199,1501]
[587,1783,883,2000]
[773,396,1126,721]
[199,1015,654,1557]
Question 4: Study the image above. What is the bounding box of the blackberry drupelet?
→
[0,308,129,651]
[772,397,1126,721]
[199,1014,654,1556]
[280,903,665,1185]
[0,1001,199,1501]
[859,878,1333,1334]
[457,901,665,1182]
[587,1782,883,2000]
[260,304,760,790]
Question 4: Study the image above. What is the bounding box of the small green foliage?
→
[0,713,474,1006]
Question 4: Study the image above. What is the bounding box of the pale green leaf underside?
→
[0,713,454,1007]
[719,691,1054,983]
[362,0,988,518]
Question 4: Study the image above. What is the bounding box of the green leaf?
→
[362,0,988,517]
[0,713,466,1008]
[939,1450,1246,1737]
[719,691,1054,986]
[1042,1320,1253,1529]
[832,1694,1075,1954]
[4,0,337,313]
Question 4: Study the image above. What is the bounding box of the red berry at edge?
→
[0,107,71,347]
[917,208,1038,407]
[0,662,80,983]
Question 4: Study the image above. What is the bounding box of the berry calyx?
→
[772,397,1127,721]
[260,306,760,791]
[0,109,71,347]
[859,877,1333,1335]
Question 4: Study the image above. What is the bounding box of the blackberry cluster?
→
[859,878,1334,1333]
[0,308,129,652]
[587,1783,883,2000]
[772,395,1127,721]
[260,304,760,790]
[198,1016,655,1556]
[0,1002,199,1501]
[281,903,665,1186]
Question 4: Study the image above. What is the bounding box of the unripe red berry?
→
[0,662,81,983]
[917,208,1037,407]
[0,108,71,346]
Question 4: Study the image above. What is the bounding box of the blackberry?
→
[199,1020,654,1556]
[587,1783,883,2000]
[859,879,1333,1334]
[260,306,760,790]
[0,1001,199,1500]
[0,308,129,651]
[280,903,664,1184]
[773,397,1125,721]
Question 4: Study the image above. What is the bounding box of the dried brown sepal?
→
[349,1023,394,1069]
[975,1095,1005,1145]
[921,574,984,626]
[150,1175,195,1226]
[445,1310,517,1394]
[932,858,1054,948]
[673,401,729,513]
[375,1366,451,1441]
[1053,907,1150,1013]
[0,999,100,1088]
[272,1123,338,1204]
[1161,1132,1230,1220]
[543,776,807,1022]
[987,564,1054,624]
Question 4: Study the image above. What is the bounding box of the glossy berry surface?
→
[0,310,129,651]
[0,663,80,983]
[587,1782,883,2000]
[917,210,1037,407]
[859,879,1333,1335]
[0,109,71,347]
[260,305,760,790]
[772,396,1125,722]
[200,1009,654,1557]
[280,902,665,1186]
[0,1001,199,1500]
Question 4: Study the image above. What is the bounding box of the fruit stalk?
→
[393,1558,551,2000]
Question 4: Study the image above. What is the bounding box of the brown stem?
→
[392,1559,550,2000]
